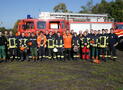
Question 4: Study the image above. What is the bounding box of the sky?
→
[0,0,112,29]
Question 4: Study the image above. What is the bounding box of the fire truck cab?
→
[18,18,68,34]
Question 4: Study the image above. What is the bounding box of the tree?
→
[53,3,69,13]
[92,0,123,22]
[0,27,12,33]
[79,0,93,13]
[0,27,7,32]
[111,0,123,21]
[13,20,20,34]
[92,0,109,14]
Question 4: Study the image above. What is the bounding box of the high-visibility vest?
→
[81,36,90,48]
[99,35,108,48]
[63,34,72,48]
[8,37,17,49]
[37,35,47,47]
[47,36,55,48]
[19,37,28,48]
[55,36,64,48]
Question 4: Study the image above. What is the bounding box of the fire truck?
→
[17,12,123,42]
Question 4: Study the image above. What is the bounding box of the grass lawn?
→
[0,50,123,90]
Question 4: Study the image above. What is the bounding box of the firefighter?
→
[97,30,101,37]
[37,31,47,61]
[87,29,94,60]
[4,31,9,61]
[28,33,37,61]
[47,31,55,60]
[0,32,7,62]
[97,30,101,60]
[78,30,83,38]
[109,28,118,61]
[63,30,72,60]
[36,31,40,37]
[70,29,74,36]
[105,29,110,60]
[53,30,58,38]
[70,30,74,59]
[78,30,83,59]
[36,31,40,60]
[45,30,49,38]
[52,30,58,60]
[90,30,100,63]
[88,29,94,37]
[54,32,64,60]
[80,31,90,60]
[7,31,18,61]
[26,32,31,61]
[63,31,66,35]
[16,32,21,60]
[72,32,80,60]
[19,32,29,61]
[98,29,108,62]
[45,30,49,60]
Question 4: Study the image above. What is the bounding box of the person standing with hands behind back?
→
[109,28,118,61]
[0,32,7,62]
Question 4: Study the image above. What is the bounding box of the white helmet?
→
[53,48,58,52]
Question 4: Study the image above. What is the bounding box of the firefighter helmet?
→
[73,46,79,52]
[53,48,58,52]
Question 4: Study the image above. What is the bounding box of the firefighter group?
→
[0,28,118,63]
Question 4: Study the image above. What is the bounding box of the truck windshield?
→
[116,24,123,29]
[22,22,34,30]
[37,21,46,29]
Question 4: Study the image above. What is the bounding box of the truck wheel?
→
[119,37,123,43]
[117,37,123,51]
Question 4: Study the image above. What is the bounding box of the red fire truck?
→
[17,14,123,42]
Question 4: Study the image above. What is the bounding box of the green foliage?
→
[92,0,123,22]
[92,0,109,14]
[13,20,20,34]
[109,0,123,22]
[79,0,93,13]
[79,0,123,22]
[0,27,7,32]
[0,20,20,34]
[0,27,12,33]
[53,3,70,13]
